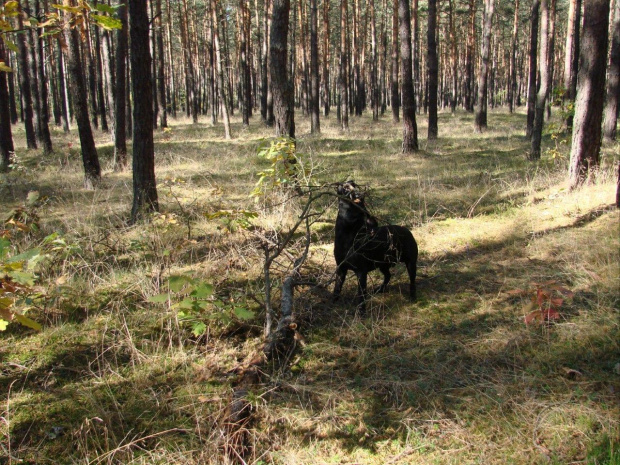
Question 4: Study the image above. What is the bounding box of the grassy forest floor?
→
[1,109,619,465]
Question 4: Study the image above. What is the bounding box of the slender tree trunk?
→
[94,25,109,132]
[150,0,159,130]
[474,0,495,132]
[526,0,540,137]
[399,0,418,152]
[6,52,18,124]
[370,0,379,120]
[310,0,320,133]
[448,0,457,113]
[83,22,99,130]
[530,0,552,160]
[240,0,250,126]
[129,0,159,222]
[16,3,37,149]
[114,3,128,171]
[155,0,167,128]
[464,0,475,112]
[568,0,610,188]
[427,0,438,138]
[563,0,581,129]
[101,27,115,139]
[339,0,349,130]
[509,0,519,113]
[270,0,295,137]
[0,40,14,171]
[603,0,620,141]
[391,0,399,122]
[322,0,330,116]
[33,0,53,153]
[212,0,232,138]
[56,37,70,132]
[63,0,101,188]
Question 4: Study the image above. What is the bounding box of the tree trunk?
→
[526,0,540,137]
[322,0,330,116]
[563,0,581,129]
[399,0,418,152]
[212,0,232,138]
[56,37,70,133]
[427,0,438,138]
[16,3,37,149]
[464,0,475,112]
[6,51,18,124]
[391,0,399,122]
[129,0,159,222]
[530,0,552,160]
[240,0,251,126]
[270,0,294,137]
[448,0,457,113]
[310,0,320,133]
[509,0,519,113]
[94,23,109,132]
[0,39,14,171]
[63,0,101,188]
[114,3,128,171]
[33,0,53,153]
[100,27,115,139]
[370,0,379,120]
[603,0,620,141]
[474,0,495,132]
[568,0,610,188]
[155,0,167,128]
[339,0,349,130]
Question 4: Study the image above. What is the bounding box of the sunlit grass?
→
[1,108,618,464]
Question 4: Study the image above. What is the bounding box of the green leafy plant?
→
[148,273,255,336]
[251,137,308,198]
[205,209,258,233]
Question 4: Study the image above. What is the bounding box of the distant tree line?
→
[0,0,618,214]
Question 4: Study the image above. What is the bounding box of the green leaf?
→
[13,313,42,331]
[0,319,8,331]
[0,237,11,259]
[191,321,207,337]
[190,283,213,299]
[4,39,18,53]
[233,307,255,321]
[8,270,36,286]
[7,247,41,264]
[91,14,122,30]
[0,61,12,72]
[168,274,192,293]
[26,191,40,206]
[93,2,119,14]
[177,298,196,310]
[148,293,169,303]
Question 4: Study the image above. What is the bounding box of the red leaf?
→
[543,308,560,321]
[550,298,564,308]
[525,310,544,325]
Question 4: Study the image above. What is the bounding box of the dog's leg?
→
[375,264,392,294]
[354,271,368,313]
[333,267,347,301]
[406,260,417,300]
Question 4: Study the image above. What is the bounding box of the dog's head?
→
[336,181,365,207]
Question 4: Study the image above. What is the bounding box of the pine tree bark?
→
[270,0,294,137]
[310,0,320,133]
[114,3,128,171]
[339,0,349,130]
[0,40,15,171]
[56,37,70,132]
[129,0,159,222]
[16,3,37,149]
[239,0,251,126]
[322,0,330,116]
[156,0,167,128]
[94,24,108,132]
[427,0,438,138]
[530,0,552,160]
[526,0,540,137]
[563,0,581,113]
[391,0,399,122]
[603,0,620,141]
[399,0,418,152]
[464,0,475,112]
[508,0,519,112]
[34,0,53,153]
[448,0,457,113]
[474,0,495,132]
[568,0,610,188]
[6,52,18,124]
[212,0,232,138]
[63,0,101,188]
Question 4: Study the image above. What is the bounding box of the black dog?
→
[333,181,418,312]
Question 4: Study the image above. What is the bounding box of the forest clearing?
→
[1,109,618,464]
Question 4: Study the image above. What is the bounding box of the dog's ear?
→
[336,182,345,196]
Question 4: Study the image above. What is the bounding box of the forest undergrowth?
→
[1,109,619,464]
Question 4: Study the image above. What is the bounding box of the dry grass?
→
[1,108,619,464]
